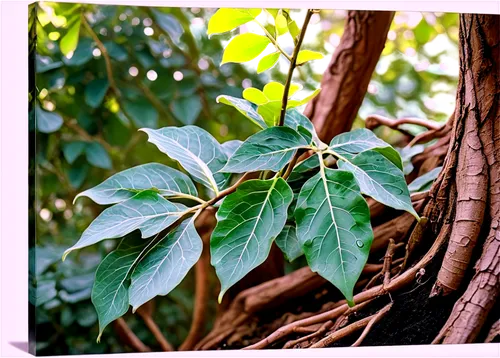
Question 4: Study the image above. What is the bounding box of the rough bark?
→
[304,10,395,142]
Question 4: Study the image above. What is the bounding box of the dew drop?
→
[356,240,364,248]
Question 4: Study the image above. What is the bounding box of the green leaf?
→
[60,273,94,292]
[36,105,63,133]
[275,225,303,262]
[217,95,267,129]
[92,235,149,341]
[221,33,270,64]
[129,215,202,311]
[68,164,89,188]
[35,280,58,307]
[329,128,403,170]
[85,142,112,169]
[296,50,324,65]
[408,166,442,193]
[60,15,81,56]
[171,95,202,125]
[257,100,282,126]
[295,168,372,305]
[221,126,310,173]
[207,8,261,36]
[337,150,418,218]
[284,109,321,145]
[122,99,159,128]
[63,192,188,258]
[151,9,184,45]
[74,163,198,205]
[288,154,320,183]
[221,140,242,158]
[62,141,87,164]
[103,41,128,61]
[140,126,229,192]
[257,51,280,73]
[62,37,93,67]
[211,177,293,301]
[84,78,109,108]
[59,287,92,303]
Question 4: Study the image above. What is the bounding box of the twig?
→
[310,314,374,348]
[278,9,315,126]
[282,151,301,180]
[81,14,119,95]
[136,303,174,351]
[283,321,334,348]
[365,114,443,132]
[243,228,447,349]
[351,302,393,347]
[113,317,151,352]
[383,239,396,288]
[255,21,292,61]
[399,217,429,273]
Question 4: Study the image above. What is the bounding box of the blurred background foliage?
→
[31,2,458,355]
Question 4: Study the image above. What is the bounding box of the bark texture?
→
[304,10,395,142]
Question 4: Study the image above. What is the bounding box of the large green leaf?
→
[207,8,261,35]
[140,126,229,192]
[275,225,303,262]
[337,150,418,218]
[221,33,270,64]
[74,163,198,205]
[91,235,149,341]
[129,215,202,311]
[211,177,293,301]
[63,192,188,259]
[329,128,403,170]
[221,140,243,158]
[216,95,267,129]
[220,126,310,173]
[295,168,372,305]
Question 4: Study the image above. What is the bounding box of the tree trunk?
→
[194,13,500,350]
[305,10,395,142]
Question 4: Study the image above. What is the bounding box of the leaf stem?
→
[278,9,315,126]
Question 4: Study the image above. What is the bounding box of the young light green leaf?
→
[295,168,373,305]
[263,82,301,101]
[211,177,293,301]
[221,33,270,64]
[257,100,282,126]
[84,78,109,109]
[207,8,262,36]
[220,126,310,173]
[275,11,288,36]
[217,95,267,129]
[63,192,188,259]
[60,15,81,56]
[221,140,243,158]
[408,166,442,193]
[92,235,149,341]
[329,128,403,170]
[287,88,321,108]
[337,150,418,219]
[243,87,268,105]
[296,50,324,65]
[129,216,202,311]
[257,51,280,73]
[36,105,63,133]
[275,225,303,262]
[74,163,198,205]
[140,126,229,192]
